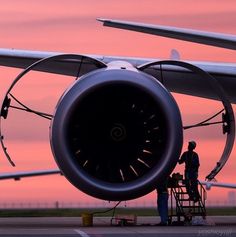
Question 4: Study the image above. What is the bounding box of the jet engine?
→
[4,54,233,201]
[50,66,183,200]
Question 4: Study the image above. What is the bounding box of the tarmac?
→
[0,216,236,236]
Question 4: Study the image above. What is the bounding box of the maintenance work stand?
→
[168,173,207,225]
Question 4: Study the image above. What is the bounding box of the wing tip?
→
[96,18,106,23]
[97,18,113,25]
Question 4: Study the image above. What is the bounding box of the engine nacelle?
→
[50,67,183,200]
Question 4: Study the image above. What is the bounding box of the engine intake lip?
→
[50,68,183,200]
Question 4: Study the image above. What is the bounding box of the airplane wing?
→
[0,19,236,102]
[97,18,236,50]
[0,48,236,103]
[200,181,236,190]
[0,169,62,181]
[96,19,236,103]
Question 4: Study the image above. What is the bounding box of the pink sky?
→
[0,0,236,206]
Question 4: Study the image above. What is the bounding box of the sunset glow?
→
[0,0,236,206]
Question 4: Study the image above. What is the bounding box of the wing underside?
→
[201,181,236,189]
[0,48,236,103]
[98,18,236,50]
[0,169,61,181]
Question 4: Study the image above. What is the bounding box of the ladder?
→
[169,179,207,225]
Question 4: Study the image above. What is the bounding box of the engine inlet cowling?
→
[50,68,183,200]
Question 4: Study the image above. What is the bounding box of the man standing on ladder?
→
[178,141,200,202]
